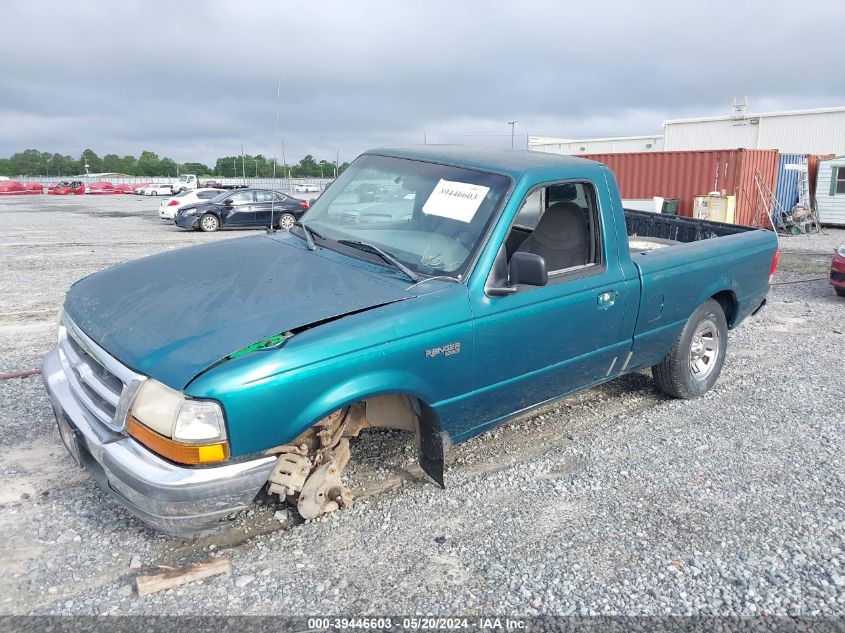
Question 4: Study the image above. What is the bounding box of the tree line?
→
[0,149,350,179]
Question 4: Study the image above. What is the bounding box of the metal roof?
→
[529,134,663,145]
[664,106,845,125]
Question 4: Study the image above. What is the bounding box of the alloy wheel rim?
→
[280,214,295,229]
[202,216,217,231]
[689,318,720,381]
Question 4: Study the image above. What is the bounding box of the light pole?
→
[507,121,517,149]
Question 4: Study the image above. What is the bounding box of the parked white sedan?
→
[144,183,173,196]
[293,183,320,193]
[158,188,224,220]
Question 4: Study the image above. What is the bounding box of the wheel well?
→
[711,290,737,328]
[338,394,446,488]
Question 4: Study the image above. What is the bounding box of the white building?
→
[531,105,845,157]
[528,134,664,155]
[815,156,845,226]
[662,106,845,155]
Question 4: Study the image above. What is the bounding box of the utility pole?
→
[507,121,517,149]
[424,131,427,144]
[240,144,246,184]
[281,141,288,191]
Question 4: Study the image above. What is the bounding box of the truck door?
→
[464,180,631,433]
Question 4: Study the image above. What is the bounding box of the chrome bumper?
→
[41,348,276,536]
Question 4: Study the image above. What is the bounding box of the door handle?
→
[597,290,617,310]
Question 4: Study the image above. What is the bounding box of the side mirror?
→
[510,252,548,287]
[224,198,233,205]
[308,198,317,206]
[486,251,548,296]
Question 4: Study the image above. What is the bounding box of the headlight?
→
[174,401,226,442]
[127,379,228,464]
[837,244,845,257]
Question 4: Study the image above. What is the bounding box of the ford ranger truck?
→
[42,146,778,535]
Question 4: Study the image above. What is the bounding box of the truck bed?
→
[624,208,754,251]
[624,206,776,370]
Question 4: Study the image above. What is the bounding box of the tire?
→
[651,298,728,399]
[278,213,296,230]
[199,213,220,232]
[152,191,158,196]
[835,286,845,297]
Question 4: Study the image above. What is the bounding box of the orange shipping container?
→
[576,149,779,227]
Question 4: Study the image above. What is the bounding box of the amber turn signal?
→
[126,416,229,465]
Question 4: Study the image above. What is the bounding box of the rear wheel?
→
[652,298,728,399]
[152,191,158,196]
[199,213,220,232]
[835,286,845,297]
[278,213,296,230]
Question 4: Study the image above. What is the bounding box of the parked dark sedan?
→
[174,189,309,232]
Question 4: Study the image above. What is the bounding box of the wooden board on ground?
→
[136,556,231,596]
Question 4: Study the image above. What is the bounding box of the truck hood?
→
[63,235,412,389]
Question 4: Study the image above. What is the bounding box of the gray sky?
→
[2,0,843,165]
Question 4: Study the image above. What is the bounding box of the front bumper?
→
[174,214,200,229]
[41,348,275,536]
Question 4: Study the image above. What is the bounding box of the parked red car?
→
[831,244,845,297]
[113,183,135,194]
[24,182,44,194]
[87,181,117,195]
[48,181,85,195]
[0,180,28,195]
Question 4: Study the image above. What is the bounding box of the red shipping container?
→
[576,149,779,227]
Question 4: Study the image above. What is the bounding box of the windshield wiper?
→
[293,221,323,251]
[337,239,420,283]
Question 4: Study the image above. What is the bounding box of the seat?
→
[514,201,589,271]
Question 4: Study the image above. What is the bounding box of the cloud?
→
[1,0,843,164]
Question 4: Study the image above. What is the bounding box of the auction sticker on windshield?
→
[422,179,490,223]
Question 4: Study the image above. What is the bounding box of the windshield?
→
[300,154,510,278]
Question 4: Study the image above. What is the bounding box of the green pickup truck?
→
[42,146,778,535]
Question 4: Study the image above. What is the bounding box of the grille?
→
[58,316,145,431]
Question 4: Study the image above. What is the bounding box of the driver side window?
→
[505,181,601,276]
[228,191,253,205]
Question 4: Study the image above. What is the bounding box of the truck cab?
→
[172,174,198,193]
[42,146,778,535]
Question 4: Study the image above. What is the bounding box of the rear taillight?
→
[768,248,779,285]
[299,201,309,209]
[167,200,179,206]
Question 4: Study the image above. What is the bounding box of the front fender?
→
[187,283,474,457]
[288,370,436,437]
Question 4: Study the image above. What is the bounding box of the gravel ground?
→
[0,195,843,616]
